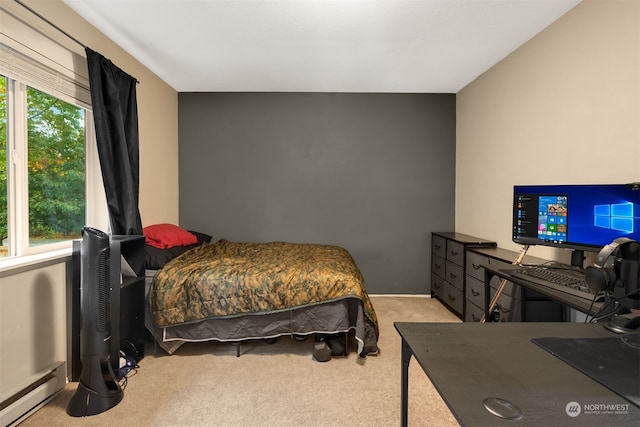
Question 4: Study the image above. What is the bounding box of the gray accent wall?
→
[178,93,455,294]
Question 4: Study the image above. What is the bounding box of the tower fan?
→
[67,227,123,416]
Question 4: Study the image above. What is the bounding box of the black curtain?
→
[86,47,142,235]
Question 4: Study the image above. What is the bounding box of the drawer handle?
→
[449,273,457,280]
[448,294,456,302]
[450,250,458,256]
[435,244,442,249]
[471,289,480,297]
[472,263,482,270]
[471,313,481,322]
[434,283,441,290]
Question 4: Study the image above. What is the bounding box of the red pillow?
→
[143,223,198,249]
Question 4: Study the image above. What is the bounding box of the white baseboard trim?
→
[1,363,65,427]
[368,294,432,298]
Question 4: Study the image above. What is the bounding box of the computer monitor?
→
[513,183,640,267]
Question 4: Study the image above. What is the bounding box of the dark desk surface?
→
[394,322,640,426]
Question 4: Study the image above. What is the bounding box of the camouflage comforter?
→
[149,239,379,354]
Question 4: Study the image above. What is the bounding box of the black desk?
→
[484,265,604,319]
[394,322,639,426]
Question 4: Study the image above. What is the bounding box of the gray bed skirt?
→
[145,270,375,356]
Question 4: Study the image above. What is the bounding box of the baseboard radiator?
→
[0,362,66,427]
[0,258,69,427]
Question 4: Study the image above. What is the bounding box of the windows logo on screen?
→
[594,202,634,233]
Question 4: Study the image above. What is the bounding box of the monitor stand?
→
[570,249,585,269]
[593,295,632,320]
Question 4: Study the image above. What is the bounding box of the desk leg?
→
[401,337,412,427]
[484,269,492,321]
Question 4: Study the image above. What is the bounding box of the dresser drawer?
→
[465,275,485,309]
[489,273,519,298]
[466,251,488,282]
[432,274,446,300]
[465,300,484,322]
[446,260,464,291]
[431,254,446,280]
[494,293,522,322]
[446,240,465,266]
[431,232,497,321]
[443,282,463,315]
[488,258,512,269]
[432,234,446,259]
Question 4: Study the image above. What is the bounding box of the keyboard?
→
[510,266,602,301]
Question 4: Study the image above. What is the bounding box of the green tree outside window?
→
[0,76,86,256]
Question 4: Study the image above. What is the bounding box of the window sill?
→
[0,248,71,276]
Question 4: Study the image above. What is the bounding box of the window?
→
[27,85,86,246]
[0,8,107,262]
[0,74,91,257]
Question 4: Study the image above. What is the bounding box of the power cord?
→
[116,349,139,389]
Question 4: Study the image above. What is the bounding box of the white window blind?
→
[0,44,91,108]
[0,5,91,108]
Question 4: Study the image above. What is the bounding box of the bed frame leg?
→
[343,332,348,356]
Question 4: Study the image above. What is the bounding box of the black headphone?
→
[585,237,635,293]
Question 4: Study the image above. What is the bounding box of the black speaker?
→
[67,227,123,417]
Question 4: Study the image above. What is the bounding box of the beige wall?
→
[24,0,180,226]
[456,0,640,263]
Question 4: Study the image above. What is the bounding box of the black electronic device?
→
[67,227,123,417]
[512,183,640,268]
[585,237,635,292]
[585,237,640,326]
[70,233,145,382]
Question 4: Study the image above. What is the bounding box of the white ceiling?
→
[62,0,581,93]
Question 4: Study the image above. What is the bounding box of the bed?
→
[142,224,379,359]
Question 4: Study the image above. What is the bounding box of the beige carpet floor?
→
[19,296,461,427]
